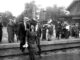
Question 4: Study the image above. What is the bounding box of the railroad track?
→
[0,39,80,58]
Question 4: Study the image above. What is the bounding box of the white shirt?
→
[66,25,70,31]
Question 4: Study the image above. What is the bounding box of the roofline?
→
[67,1,76,11]
[67,0,80,11]
[58,14,80,18]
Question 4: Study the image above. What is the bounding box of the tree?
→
[16,1,38,22]
[16,12,24,22]
[24,1,38,19]
[45,5,66,21]
[5,11,13,19]
[39,9,46,21]
[0,11,14,26]
[38,5,67,24]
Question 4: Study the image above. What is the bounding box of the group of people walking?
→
[41,23,54,41]
[0,17,42,60]
[0,18,80,44]
[6,18,54,43]
[17,17,42,60]
[0,16,80,60]
[6,17,42,60]
[55,21,80,39]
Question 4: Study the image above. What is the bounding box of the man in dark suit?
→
[18,20,26,52]
[55,21,62,39]
[0,21,3,43]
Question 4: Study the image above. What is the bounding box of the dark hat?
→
[24,17,30,20]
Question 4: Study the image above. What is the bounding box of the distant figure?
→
[47,23,53,41]
[13,18,19,42]
[55,21,62,39]
[71,24,77,37]
[7,19,14,43]
[14,22,19,42]
[42,25,47,40]
[71,24,79,38]
[0,21,3,43]
[36,22,42,57]
[65,24,70,38]
[75,23,79,38]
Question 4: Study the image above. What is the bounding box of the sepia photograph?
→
[0,0,80,60]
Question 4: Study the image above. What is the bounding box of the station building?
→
[61,0,80,24]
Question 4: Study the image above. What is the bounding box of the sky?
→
[0,0,73,17]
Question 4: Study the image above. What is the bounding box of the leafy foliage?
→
[0,11,13,26]
[45,5,66,21]
[16,1,38,22]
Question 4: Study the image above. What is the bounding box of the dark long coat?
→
[7,22,14,43]
[0,23,3,42]
[18,21,26,52]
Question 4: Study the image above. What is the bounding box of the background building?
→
[67,0,80,23]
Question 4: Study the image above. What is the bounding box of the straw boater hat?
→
[24,17,30,20]
[47,19,52,24]
[9,18,13,21]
